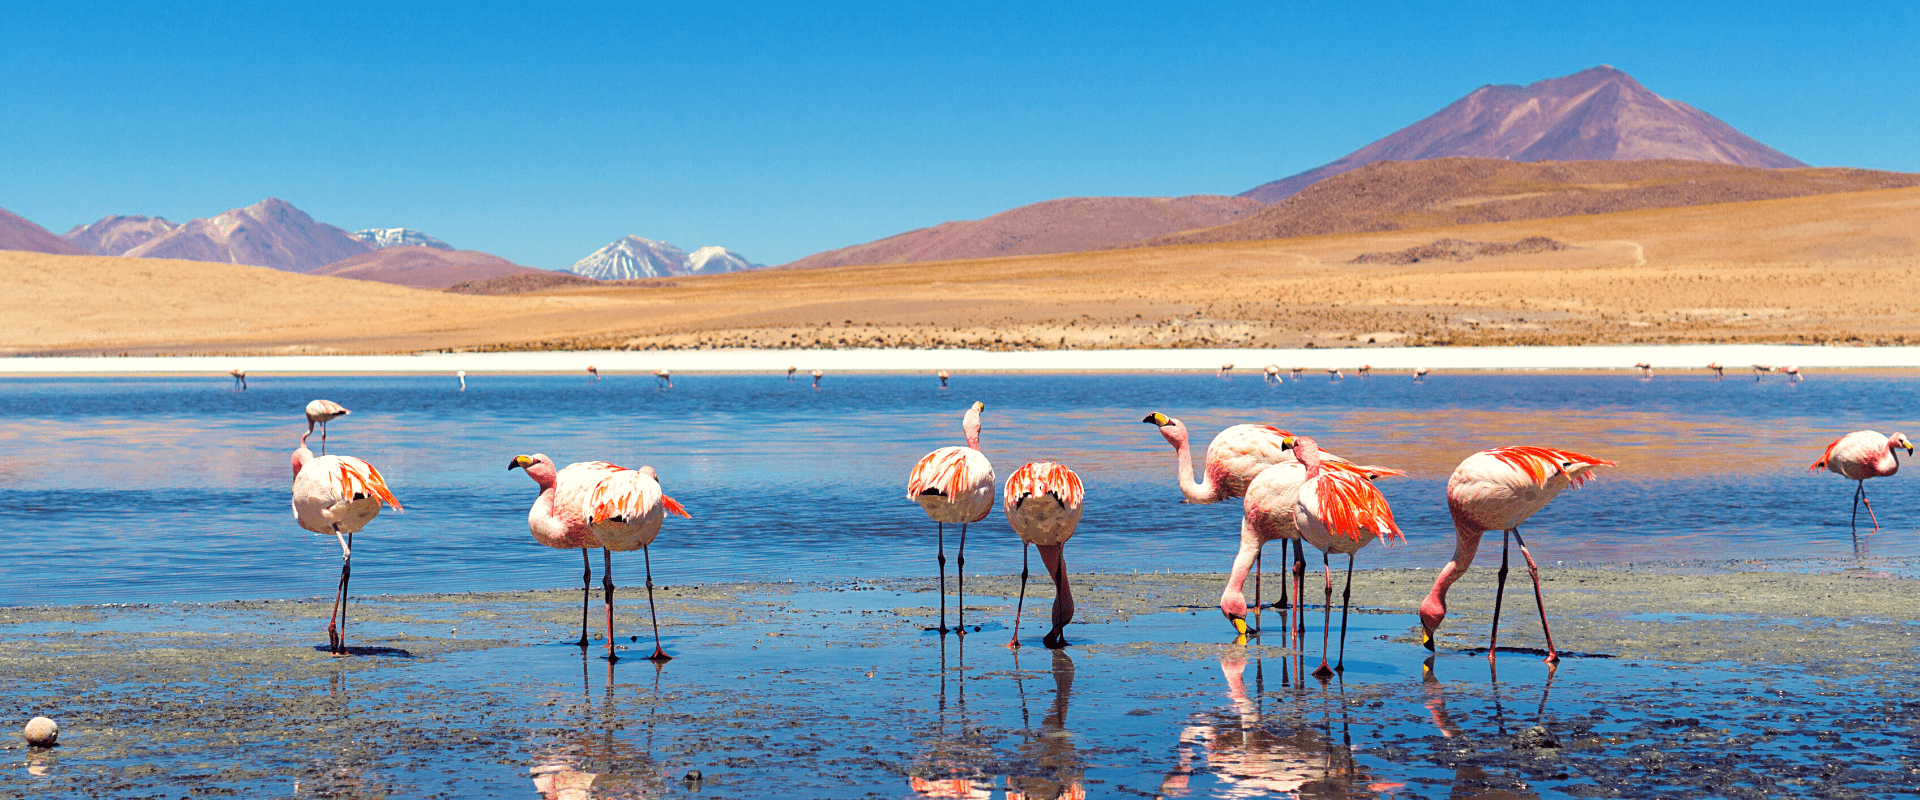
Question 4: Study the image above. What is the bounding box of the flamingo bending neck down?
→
[1421,446,1616,664]
[908,402,995,634]
[1752,364,1774,380]
[1285,435,1404,677]
[811,369,824,389]
[1264,365,1281,384]
[938,370,950,388]
[229,368,247,390]
[292,431,401,654]
[1218,363,1234,379]
[1004,462,1083,649]
[583,465,692,661]
[510,454,624,648]
[1230,461,1308,640]
[304,399,350,455]
[655,369,672,388]
[1811,431,1911,534]
[1706,362,1724,379]
[787,365,796,381]
[1414,367,1430,382]
[587,365,599,381]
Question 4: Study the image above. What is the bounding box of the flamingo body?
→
[511,453,622,648]
[1003,462,1083,546]
[908,402,994,633]
[291,449,400,535]
[1812,431,1907,481]
[1142,414,1403,504]
[583,466,691,551]
[1223,461,1306,630]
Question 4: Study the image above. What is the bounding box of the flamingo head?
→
[507,453,558,484]
[1220,597,1250,636]
[1893,433,1914,456]
[292,431,314,477]
[1141,412,1189,448]
[962,402,985,448]
[1280,435,1322,469]
[1418,596,1447,652]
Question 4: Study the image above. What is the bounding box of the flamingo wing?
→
[1485,446,1616,488]
[908,447,975,500]
[334,457,401,511]
[1810,436,1847,474]
[1314,471,1403,545]
[1003,461,1085,511]
[583,469,658,524]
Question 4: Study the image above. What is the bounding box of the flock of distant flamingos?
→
[281,362,1892,676]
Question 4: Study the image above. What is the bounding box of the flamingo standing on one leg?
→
[457,370,467,391]
[1218,363,1235,379]
[938,370,951,388]
[655,369,672,388]
[1811,431,1911,534]
[1414,367,1430,382]
[1706,362,1724,379]
[583,465,692,662]
[510,454,625,648]
[907,402,995,635]
[1284,435,1404,677]
[305,400,350,455]
[1421,446,1616,664]
[811,369,824,389]
[292,432,401,655]
[1003,462,1084,649]
[229,368,247,390]
[1264,365,1281,384]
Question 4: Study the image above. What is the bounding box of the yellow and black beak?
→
[1142,412,1171,426]
[1230,616,1249,636]
[1281,435,1297,450]
[972,401,985,412]
[1421,628,1436,652]
[508,455,533,471]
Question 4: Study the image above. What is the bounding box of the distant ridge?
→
[1242,66,1806,203]
[0,207,88,255]
[353,228,453,251]
[568,236,761,279]
[311,245,553,290]
[779,194,1263,270]
[125,197,371,272]
[63,215,179,256]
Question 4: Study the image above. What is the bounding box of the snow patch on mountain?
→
[568,237,760,279]
[353,228,453,250]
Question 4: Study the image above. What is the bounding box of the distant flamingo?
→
[1290,366,1305,379]
[1264,365,1281,384]
[587,365,599,381]
[1752,364,1774,381]
[1358,364,1371,377]
[1414,367,1430,382]
[812,369,824,389]
[1004,462,1084,649]
[229,368,247,390]
[510,454,623,647]
[1286,435,1404,676]
[292,431,400,654]
[938,370,951,388]
[1811,431,1912,533]
[907,402,995,634]
[1784,365,1802,382]
[787,365,797,381]
[1634,362,1652,379]
[305,399,350,454]
[583,465,691,661]
[655,369,672,388]
[457,370,467,391]
[1218,363,1235,379]
[1327,367,1343,381]
[1421,446,1616,664]
[1706,362,1724,379]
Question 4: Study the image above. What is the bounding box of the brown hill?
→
[446,272,602,295]
[312,246,554,289]
[0,207,87,255]
[1142,158,1920,248]
[124,197,371,272]
[1244,65,1805,202]
[779,194,1263,270]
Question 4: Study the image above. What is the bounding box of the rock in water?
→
[1511,724,1560,750]
[23,716,57,747]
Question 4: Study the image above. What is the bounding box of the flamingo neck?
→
[1219,520,1261,616]
[1420,515,1485,634]
[1296,439,1324,480]
[1037,544,1073,636]
[1166,427,1216,503]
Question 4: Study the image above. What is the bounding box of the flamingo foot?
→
[648,646,672,662]
[1543,650,1561,665]
[1042,631,1067,649]
[1312,660,1334,679]
[1006,638,1021,650]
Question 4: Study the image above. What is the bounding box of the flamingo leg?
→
[1860,481,1882,532]
[1510,528,1560,663]
[1313,552,1334,679]
[1489,529,1512,662]
[601,548,618,663]
[1336,555,1354,673]
[643,545,670,661]
[956,523,969,636]
[575,548,593,648]
[1292,538,1307,648]
[1040,545,1072,649]
[328,527,350,654]
[932,523,949,633]
[1008,543,1029,649]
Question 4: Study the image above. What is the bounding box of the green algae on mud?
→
[2,566,1917,798]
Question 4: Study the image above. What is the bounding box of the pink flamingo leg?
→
[1313,552,1334,679]
[601,549,619,662]
[643,545,670,661]
[1008,544,1029,649]
[1510,528,1560,663]
[1489,529,1511,662]
[328,527,350,654]
[1860,481,1882,532]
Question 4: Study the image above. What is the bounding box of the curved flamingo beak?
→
[1228,614,1249,636]
[1421,626,1437,652]
[507,455,532,471]
[1142,412,1171,426]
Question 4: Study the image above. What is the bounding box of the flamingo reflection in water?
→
[531,656,675,799]
[1161,652,1390,798]
[910,648,1085,799]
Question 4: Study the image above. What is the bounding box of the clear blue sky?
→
[4,1,1915,267]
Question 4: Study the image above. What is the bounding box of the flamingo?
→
[510,454,624,648]
[1414,366,1430,382]
[1003,462,1084,649]
[292,431,401,654]
[1811,431,1911,533]
[1140,414,1396,505]
[1327,367,1342,381]
[1218,363,1235,379]
[1753,364,1774,381]
[1264,365,1281,384]
[1358,364,1371,378]
[582,465,691,662]
[938,370,950,388]
[1706,362,1724,379]
[812,369,824,389]
[1229,461,1308,639]
[655,369,672,388]
[229,368,247,390]
[1290,366,1305,379]
[457,370,467,391]
[587,365,599,381]
[1634,362,1652,379]
[907,402,995,634]
[1421,446,1616,664]
[787,365,797,381]
[1284,435,1404,677]
[1784,365,1802,382]
[304,400,350,455]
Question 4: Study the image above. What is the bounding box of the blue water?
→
[3,371,1916,606]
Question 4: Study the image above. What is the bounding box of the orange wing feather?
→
[1315,471,1403,545]
[1005,461,1084,508]
[337,460,401,511]
[1486,446,1615,488]
[907,448,976,500]
[662,494,691,519]
[1810,437,1844,473]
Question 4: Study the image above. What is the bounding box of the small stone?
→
[1511,724,1559,750]
[684,769,703,782]
[23,717,57,747]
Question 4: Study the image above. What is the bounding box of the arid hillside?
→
[6,186,1920,354]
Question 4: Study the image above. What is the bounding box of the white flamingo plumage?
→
[1327,367,1342,381]
[907,401,995,634]
[1264,365,1281,384]
[1421,446,1616,664]
[655,369,672,388]
[1003,462,1084,649]
[1218,363,1235,378]
[1285,435,1404,677]
[1752,363,1774,380]
[1414,367,1430,382]
[582,465,692,662]
[812,369,824,389]
[1811,431,1911,533]
[509,454,623,647]
[938,370,951,388]
[457,370,467,391]
[292,432,400,654]
[1634,362,1652,378]
[304,399,350,454]
[1783,365,1802,382]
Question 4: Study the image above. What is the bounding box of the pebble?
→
[1512,724,1560,750]
[684,769,703,782]
[23,717,58,747]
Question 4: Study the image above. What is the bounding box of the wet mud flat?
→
[1,565,1916,799]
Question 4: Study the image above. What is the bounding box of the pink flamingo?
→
[1752,364,1774,381]
[1286,435,1404,676]
[1004,462,1084,649]
[787,365,797,381]
[812,369,824,389]
[1421,447,1616,663]
[655,369,672,388]
[1634,362,1652,379]
[1414,367,1430,382]
[456,370,467,391]
[587,365,599,381]
[229,368,247,390]
[1358,364,1372,377]
[583,465,691,661]
[1218,363,1235,379]
[509,454,624,647]
[907,402,995,634]
[1327,367,1343,381]
[938,370,951,388]
[304,399,350,455]
[1264,365,1281,384]
[1783,365,1802,382]
[1811,431,1912,533]
[292,431,400,654]
[1290,366,1305,379]
[1706,362,1724,379]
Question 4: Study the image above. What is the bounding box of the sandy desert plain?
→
[4,185,1920,358]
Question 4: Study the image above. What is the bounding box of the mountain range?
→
[567,236,761,280]
[353,228,452,250]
